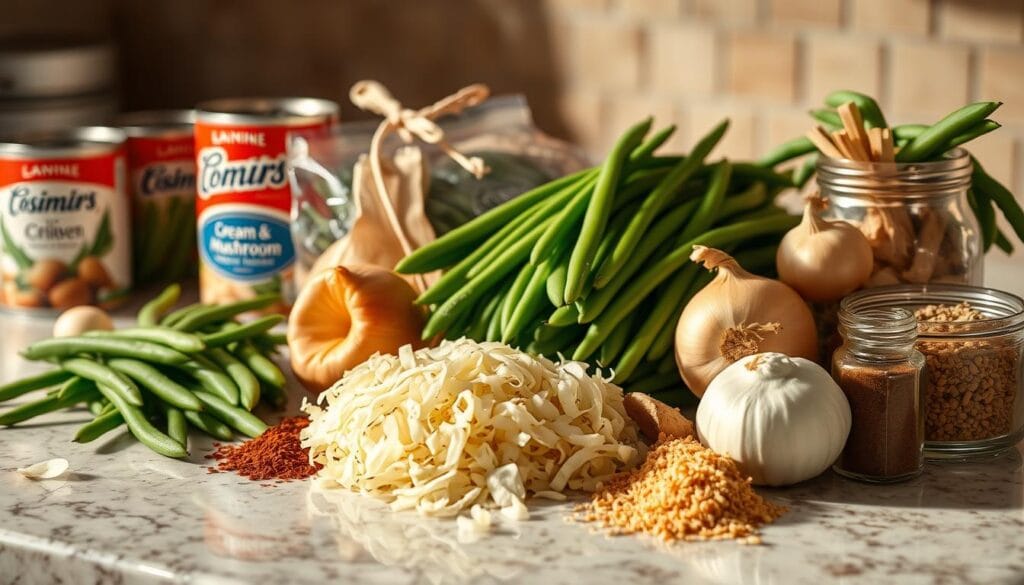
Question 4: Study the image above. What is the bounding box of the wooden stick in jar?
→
[806,126,844,159]
[838,103,873,161]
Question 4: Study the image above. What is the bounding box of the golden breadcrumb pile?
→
[576,437,785,543]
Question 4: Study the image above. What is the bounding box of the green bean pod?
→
[60,358,143,406]
[758,136,815,168]
[183,410,234,441]
[968,190,997,252]
[86,327,205,353]
[972,157,1024,245]
[824,90,888,128]
[232,341,287,390]
[95,383,187,458]
[73,409,124,443]
[529,175,598,266]
[138,284,182,327]
[201,315,285,348]
[503,259,555,344]
[55,376,95,402]
[564,118,653,303]
[0,381,99,426]
[191,390,267,438]
[0,369,72,402]
[163,404,188,448]
[174,355,240,405]
[172,294,280,332]
[23,337,190,365]
[107,358,203,411]
[599,312,636,367]
[896,102,1002,162]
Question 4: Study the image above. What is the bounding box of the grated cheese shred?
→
[301,339,641,517]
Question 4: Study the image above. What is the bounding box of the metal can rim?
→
[116,109,195,138]
[195,97,339,127]
[0,126,127,159]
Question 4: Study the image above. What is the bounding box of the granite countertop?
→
[1,285,1023,585]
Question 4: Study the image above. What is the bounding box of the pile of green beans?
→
[758,90,1024,254]
[397,119,795,392]
[0,284,288,459]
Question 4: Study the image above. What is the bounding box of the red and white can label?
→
[0,152,131,310]
[194,120,329,305]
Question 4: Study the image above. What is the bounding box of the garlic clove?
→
[16,457,69,480]
[287,264,426,393]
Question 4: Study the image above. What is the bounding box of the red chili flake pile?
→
[206,417,321,481]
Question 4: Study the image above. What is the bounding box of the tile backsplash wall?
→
[6,0,1024,219]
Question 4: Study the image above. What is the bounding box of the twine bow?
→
[349,81,491,268]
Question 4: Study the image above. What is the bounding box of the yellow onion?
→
[776,197,873,302]
[675,246,818,397]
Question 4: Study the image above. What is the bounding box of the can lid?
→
[0,126,127,158]
[195,97,339,126]
[0,36,115,99]
[116,109,195,138]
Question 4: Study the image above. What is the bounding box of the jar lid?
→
[817,149,972,200]
[0,36,115,99]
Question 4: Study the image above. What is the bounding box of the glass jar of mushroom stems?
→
[816,148,982,287]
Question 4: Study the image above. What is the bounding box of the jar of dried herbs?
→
[817,148,981,287]
[833,296,924,483]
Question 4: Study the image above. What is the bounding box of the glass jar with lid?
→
[839,284,1024,459]
[816,148,982,287]
[833,298,924,483]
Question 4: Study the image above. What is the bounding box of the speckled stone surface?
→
[0,312,1022,585]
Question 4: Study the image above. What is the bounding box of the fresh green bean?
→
[172,294,280,332]
[416,179,576,305]
[486,287,509,341]
[184,410,234,441]
[138,284,181,326]
[259,381,287,410]
[60,358,143,406]
[573,213,800,360]
[793,154,818,188]
[87,399,107,416]
[398,168,595,274]
[232,341,286,390]
[941,120,1001,152]
[423,211,560,339]
[163,404,188,448]
[0,369,72,402]
[201,315,284,348]
[500,263,537,332]
[548,304,580,327]
[578,198,701,322]
[995,228,1015,254]
[529,323,584,357]
[73,409,124,443]
[86,328,205,353]
[825,90,888,128]
[174,355,240,405]
[968,190,997,252]
[0,381,98,426]
[467,290,502,342]
[675,161,731,244]
[629,125,676,161]
[191,390,267,438]
[809,108,842,129]
[972,157,1024,245]
[599,311,635,366]
[897,102,1002,162]
[727,163,796,188]
[504,259,555,344]
[758,136,815,168]
[596,121,728,288]
[161,303,205,328]
[892,124,928,143]
[95,383,187,458]
[614,263,701,382]
[546,261,568,307]
[259,332,287,346]
[23,337,189,365]
[529,175,598,266]
[106,358,203,411]
[564,118,653,304]
[55,376,94,402]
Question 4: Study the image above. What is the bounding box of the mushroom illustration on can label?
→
[0,127,131,312]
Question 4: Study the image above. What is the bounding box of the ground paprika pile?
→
[207,416,320,481]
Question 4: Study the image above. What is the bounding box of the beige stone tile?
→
[851,0,931,36]
[768,0,842,28]
[681,102,757,160]
[603,95,682,154]
[542,0,611,14]
[648,23,717,96]
[689,0,759,25]
[805,36,882,104]
[568,19,644,90]
[979,48,1024,126]
[967,131,1016,189]
[889,43,971,119]
[557,89,606,156]
[725,31,798,103]
[936,0,1023,43]
[761,108,815,164]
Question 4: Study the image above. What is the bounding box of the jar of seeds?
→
[841,284,1024,459]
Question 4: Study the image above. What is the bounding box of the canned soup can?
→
[119,110,196,286]
[194,98,338,311]
[0,127,131,312]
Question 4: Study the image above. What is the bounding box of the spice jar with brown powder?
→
[832,296,924,483]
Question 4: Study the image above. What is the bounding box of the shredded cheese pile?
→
[301,338,640,517]
[576,437,785,543]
